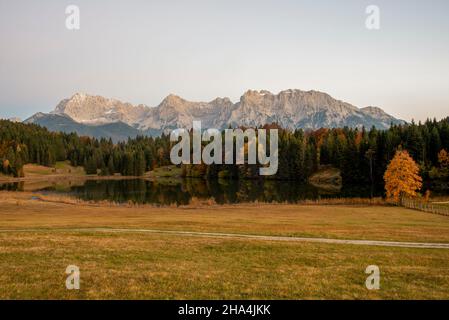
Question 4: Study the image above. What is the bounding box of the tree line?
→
[1,118,448,192]
[182,119,449,192]
[0,120,171,177]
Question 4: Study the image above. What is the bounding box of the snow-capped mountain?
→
[140,94,236,131]
[25,90,404,140]
[228,89,403,130]
[52,93,148,127]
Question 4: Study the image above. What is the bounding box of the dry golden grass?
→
[2,191,449,243]
[22,164,56,176]
[1,231,449,299]
[23,161,85,177]
[2,191,449,299]
[146,165,182,178]
[309,165,342,191]
[0,162,87,184]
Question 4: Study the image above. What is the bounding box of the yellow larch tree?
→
[384,149,423,202]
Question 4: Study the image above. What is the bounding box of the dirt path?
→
[1,227,449,249]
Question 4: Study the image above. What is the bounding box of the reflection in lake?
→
[0,178,377,206]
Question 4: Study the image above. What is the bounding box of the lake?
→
[0,178,378,206]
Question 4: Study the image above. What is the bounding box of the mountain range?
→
[24,90,404,141]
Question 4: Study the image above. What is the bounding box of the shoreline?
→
[0,174,150,183]
[0,190,387,209]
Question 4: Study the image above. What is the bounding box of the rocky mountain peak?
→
[52,93,148,125]
[159,94,185,106]
[209,97,232,105]
[26,89,405,140]
[71,92,88,101]
[361,106,387,115]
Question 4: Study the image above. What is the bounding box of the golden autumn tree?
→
[384,149,423,202]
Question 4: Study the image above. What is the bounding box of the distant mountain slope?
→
[24,89,405,140]
[24,113,141,142]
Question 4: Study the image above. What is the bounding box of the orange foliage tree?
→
[384,149,423,202]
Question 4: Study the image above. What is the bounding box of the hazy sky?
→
[1,0,448,121]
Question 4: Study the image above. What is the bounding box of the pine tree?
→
[85,156,98,175]
[429,127,442,165]
[135,151,146,176]
[124,152,135,176]
[107,157,115,175]
[404,124,424,162]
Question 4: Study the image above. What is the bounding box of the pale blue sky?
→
[0,0,448,121]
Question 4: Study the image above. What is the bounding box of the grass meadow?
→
[1,191,449,299]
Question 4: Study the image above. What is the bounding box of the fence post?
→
[400,197,449,216]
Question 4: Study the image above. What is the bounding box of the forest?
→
[1,118,448,192]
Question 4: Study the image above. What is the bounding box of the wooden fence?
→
[401,198,449,217]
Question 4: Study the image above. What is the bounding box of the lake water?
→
[0,178,377,206]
